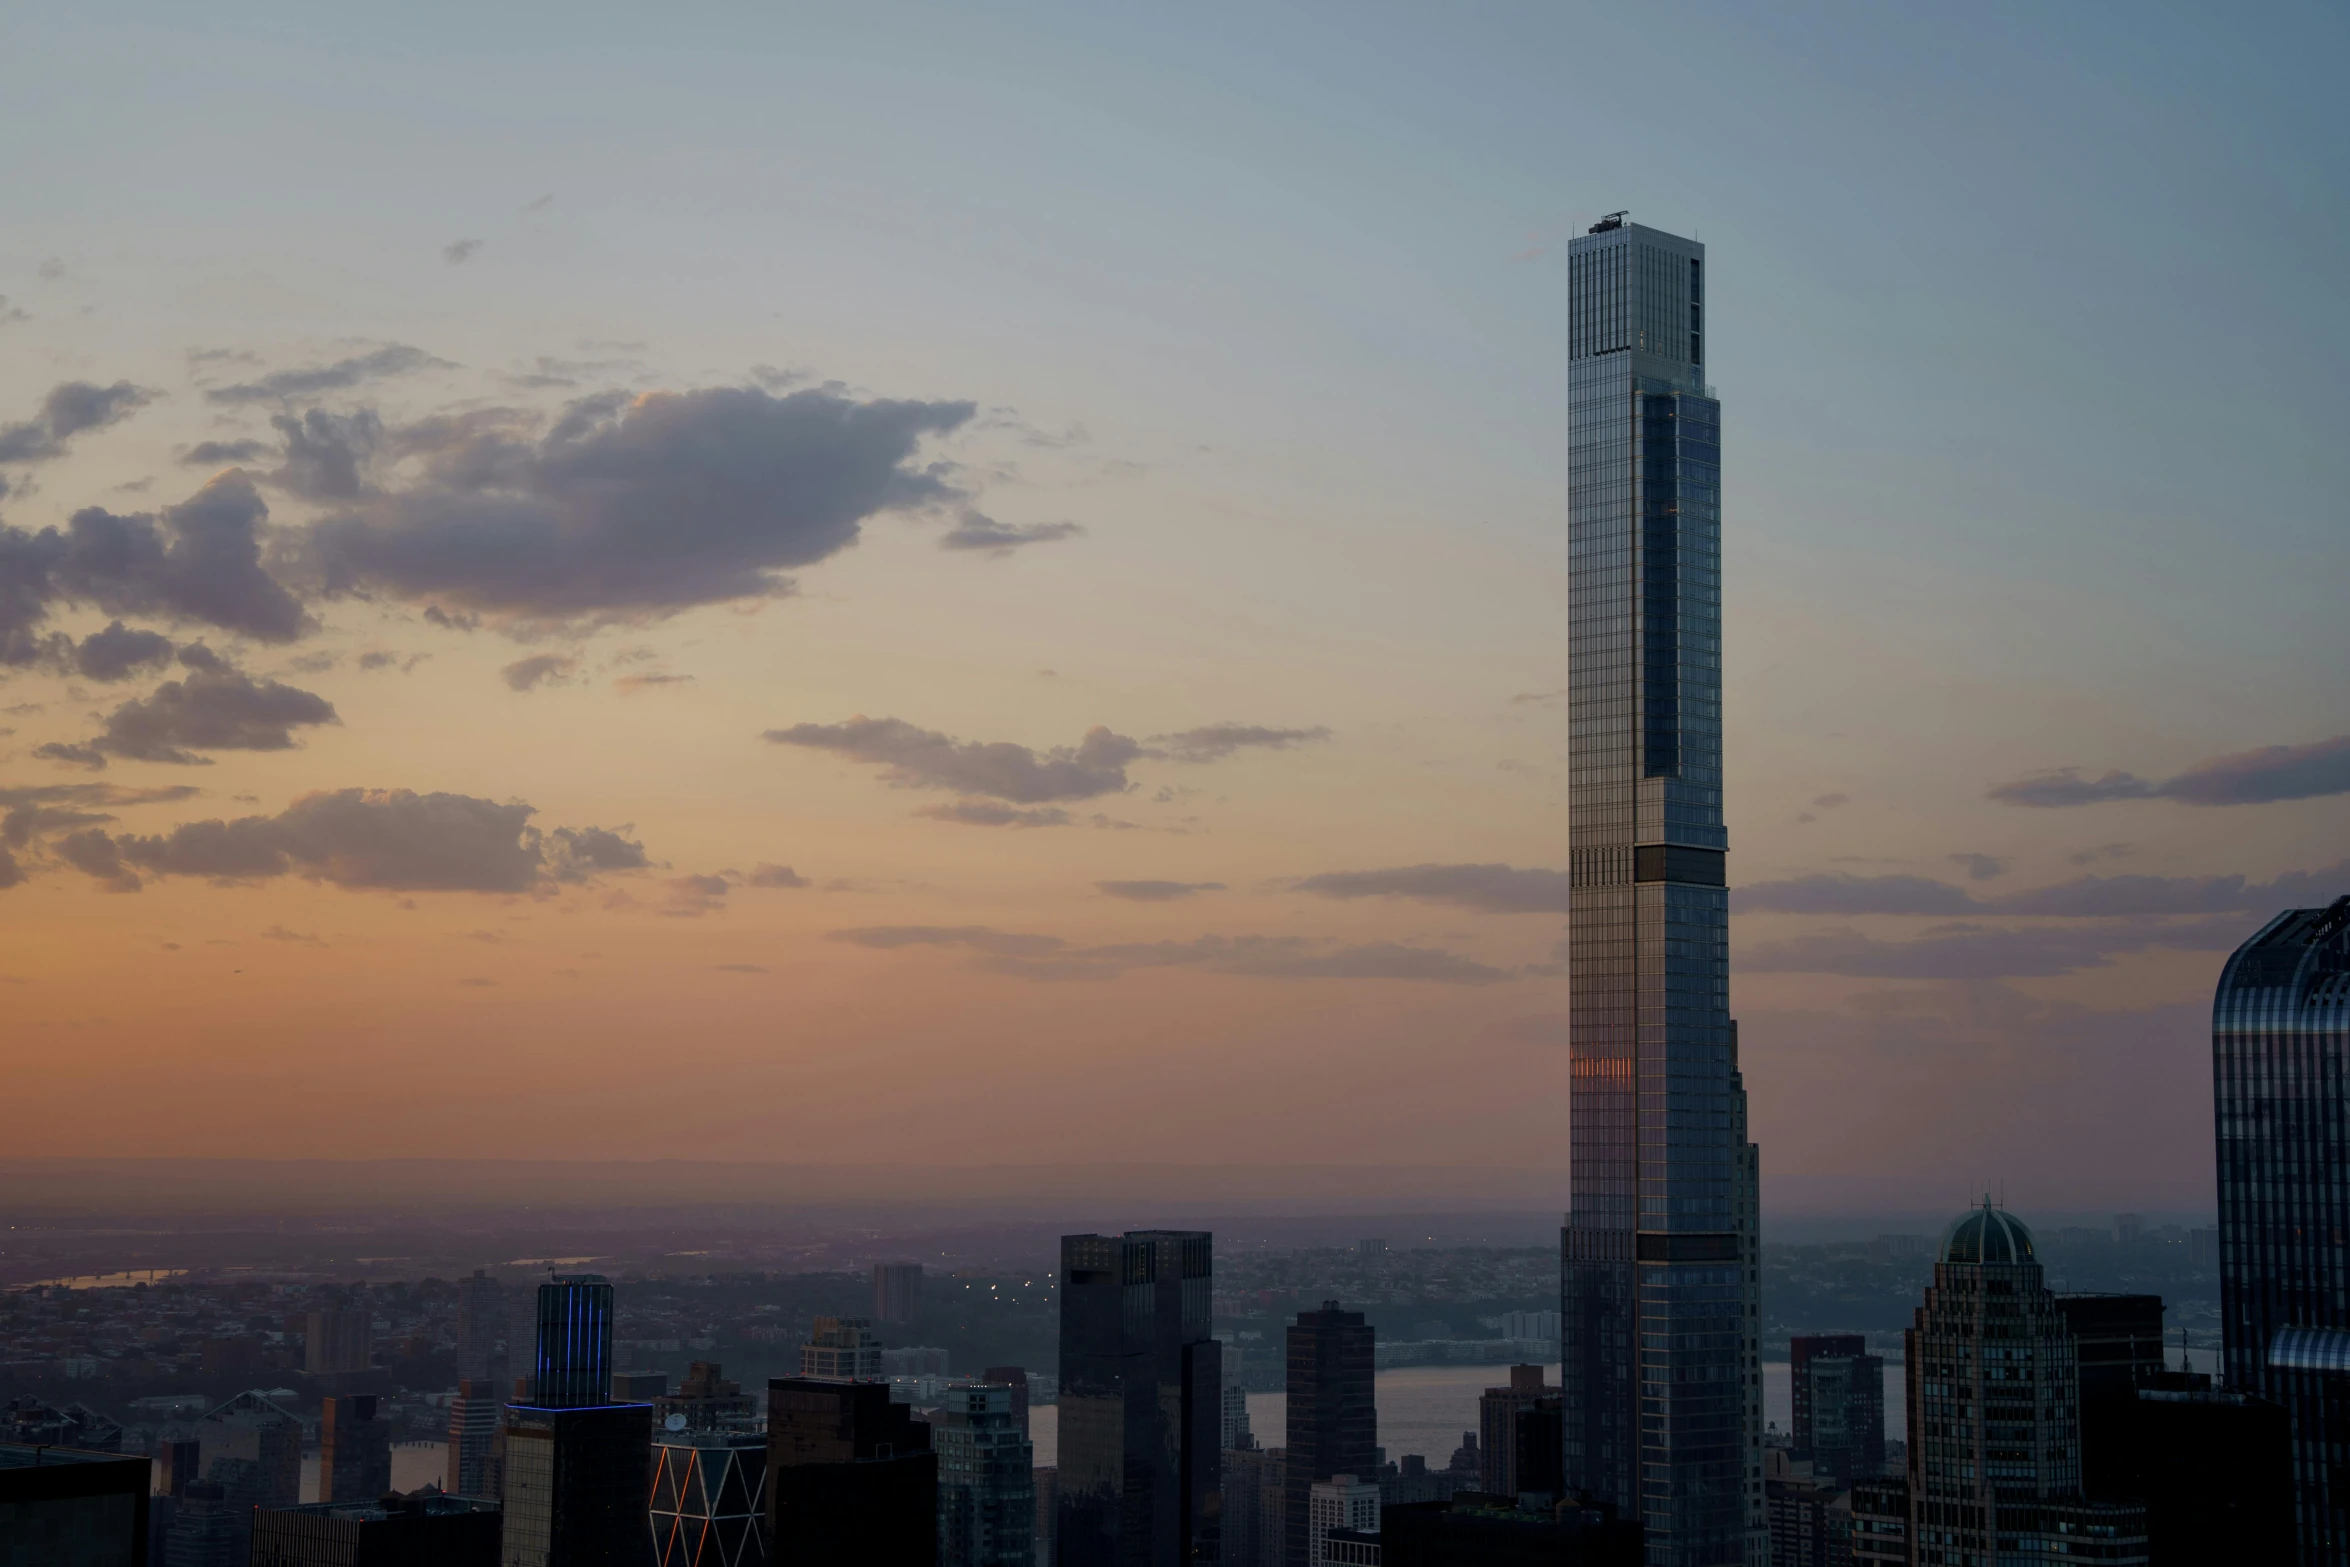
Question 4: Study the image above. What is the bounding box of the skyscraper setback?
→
[1559,212,1761,1564]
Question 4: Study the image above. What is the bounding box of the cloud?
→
[1148,724,1331,763]
[68,648,337,765]
[204,344,454,405]
[767,716,1139,802]
[938,510,1084,553]
[2,803,115,846]
[1948,852,2008,882]
[47,787,645,894]
[1732,860,2350,919]
[1292,862,1574,915]
[56,827,141,891]
[662,872,730,915]
[268,408,384,500]
[1813,793,1851,809]
[1990,735,2350,808]
[0,846,19,889]
[916,800,1076,828]
[1738,915,2255,979]
[0,472,311,652]
[747,863,809,887]
[0,381,155,467]
[300,384,974,624]
[616,673,692,693]
[181,439,272,465]
[502,653,578,692]
[1096,880,1224,901]
[444,239,485,265]
[830,925,1512,984]
[34,743,108,770]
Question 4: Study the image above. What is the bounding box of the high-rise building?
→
[250,1492,500,1566]
[532,1274,616,1410]
[2051,1293,2164,1502]
[1286,1302,1376,1567]
[650,1425,768,1567]
[934,1382,1035,1567]
[657,1362,758,1433]
[1559,210,1760,1566]
[1057,1230,1220,1567]
[197,1391,303,1510]
[1305,1476,1379,1567]
[459,1270,510,1389]
[319,1395,392,1504]
[447,1379,504,1500]
[875,1263,926,1323]
[1033,1466,1058,1567]
[0,1442,150,1565]
[1380,1493,1643,1566]
[1790,1347,1883,1490]
[1476,1366,1552,1500]
[1846,1476,1908,1567]
[306,1308,374,1378]
[1221,1344,1253,1452]
[800,1318,884,1381]
[2215,893,2350,1565]
[982,1368,1031,1442]
[766,1377,937,1567]
[502,1273,653,1566]
[1904,1203,2149,1565]
[1222,1446,1274,1567]
[1787,1336,1863,1459]
[2109,1370,2292,1562]
[165,1477,245,1567]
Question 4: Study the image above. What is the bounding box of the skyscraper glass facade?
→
[2215,894,2350,1566]
[533,1274,615,1409]
[1559,214,1761,1566]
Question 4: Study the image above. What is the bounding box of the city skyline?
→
[0,2,2345,1223]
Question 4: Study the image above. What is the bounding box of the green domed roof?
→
[1941,1202,2036,1265]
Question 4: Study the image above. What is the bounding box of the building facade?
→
[531,1274,616,1409]
[250,1493,500,1567]
[306,1308,374,1378]
[1795,1349,1885,1490]
[651,1427,768,1567]
[1305,1476,1379,1567]
[875,1263,926,1323]
[1559,211,1761,1566]
[502,1274,653,1567]
[447,1379,504,1500]
[0,1443,150,1567]
[934,1383,1035,1567]
[800,1318,885,1381]
[1286,1302,1376,1567]
[2215,894,2350,1565]
[459,1270,510,1389]
[765,1377,936,1567]
[320,1395,393,1505]
[1057,1230,1220,1567]
[1905,1204,2148,1566]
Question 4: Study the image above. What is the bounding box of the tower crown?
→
[1940,1199,2036,1265]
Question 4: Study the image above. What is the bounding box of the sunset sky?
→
[3,1,2344,1211]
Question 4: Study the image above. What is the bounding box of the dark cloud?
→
[71,621,175,682]
[1096,880,1224,901]
[1990,735,2350,808]
[204,344,454,406]
[34,743,107,770]
[2,803,114,846]
[0,381,154,466]
[181,439,272,465]
[1148,724,1332,763]
[747,863,809,888]
[0,845,19,889]
[938,510,1084,553]
[44,787,644,894]
[662,872,730,915]
[0,781,198,811]
[502,654,577,692]
[56,827,141,891]
[1738,916,2254,979]
[300,385,974,624]
[75,649,337,765]
[268,408,383,500]
[916,800,1077,828]
[444,239,484,265]
[767,716,1140,803]
[1293,862,1574,915]
[0,472,310,648]
[831,925,1511,984]
[1948,852,2008,882]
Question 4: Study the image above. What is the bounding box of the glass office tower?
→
[1559,214,1763,1566]
[2215,894,2350,1565]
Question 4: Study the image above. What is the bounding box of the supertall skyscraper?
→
[1559,212,1761,1564]
[2216,893,2350,1564]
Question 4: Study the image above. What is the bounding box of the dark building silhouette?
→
[2053,1294,2165,1501]
[320,1395,393,1505]
[249,1491,499,1566]
[1477,1366,1552,1499]
[1558,212,1762,1566]
[5,1398,124,1453]
[1380,1494,1640,1566]
[1847,1475,1907,1567]
[0,1441,150,1565]
[2116,1372,2292,1564]
[982,1367,1031,1441]
[458,1270,509,1389]
[874,1262,926,1323]
[1789,1342,1883,1489]
[1285,1301,1376,1567]
[502,1273,652,1566]
[933,1382,1034,1567]
[2215,894,2350,1565]
[1057,1230,1220,1567]
[154,1437,203,1498]
[766,1377,935,1566]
